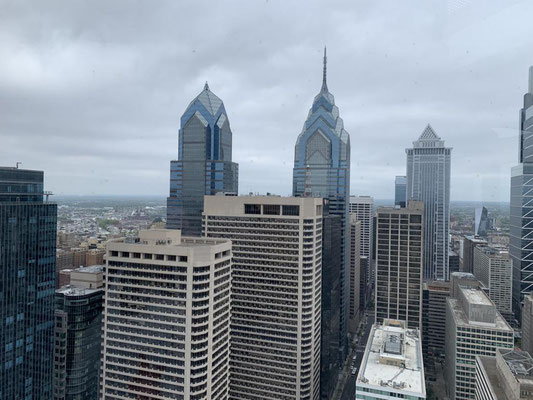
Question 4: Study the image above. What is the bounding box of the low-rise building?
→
[475,349,533,400]
[356,319,426,400]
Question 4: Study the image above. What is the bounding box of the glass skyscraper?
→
[510,66,533,318]
[406,125,451,281]
[292,49,351,370]
[0,167,56,399]
[394,175,407,207]
[167,83,238,236]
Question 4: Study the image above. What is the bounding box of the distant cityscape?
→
[1,46,531,400]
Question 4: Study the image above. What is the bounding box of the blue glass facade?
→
[54,287,103,400]
[511,68,533,319]
[394,175,407,208]
[292,50,351,386]
[167,83,238,236]
[0,167,56,399]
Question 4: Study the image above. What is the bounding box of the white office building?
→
[100,229,232,400]
[445,286,514,400]
[356,319,426,400]
[203,195,323,400]
[473,245,513,320]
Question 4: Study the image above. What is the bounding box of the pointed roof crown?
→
[186,82,224,116]
[413,124,445,148]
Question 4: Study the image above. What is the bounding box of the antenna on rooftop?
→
[16,162,22,169]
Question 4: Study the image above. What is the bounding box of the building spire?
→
[204,81,209,91]
[321,47,328,92]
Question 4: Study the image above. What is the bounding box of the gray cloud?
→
[0,0,531,201]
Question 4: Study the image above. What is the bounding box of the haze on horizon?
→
[1,0,532,202]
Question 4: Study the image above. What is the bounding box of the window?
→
[282,205,300,216]
[263,204,280,215]
[244,204,261,214]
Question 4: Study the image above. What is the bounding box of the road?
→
[340,309,375,400]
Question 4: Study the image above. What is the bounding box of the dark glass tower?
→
[394,175,407,207]
[320,201,342,400]
[0,167,56,399]
[511,66,533,319]
[292,49,351,379]
[167,83,238,236]
[54,286,103,400]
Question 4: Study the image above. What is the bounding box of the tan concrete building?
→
[375,201,424,330]
[100,229,232,400]
[203,195,323,400]
[473,245,512,320]
[475,349,533,400]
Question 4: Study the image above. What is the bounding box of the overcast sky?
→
[1,0,532,201]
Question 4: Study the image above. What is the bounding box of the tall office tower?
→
[522,294,533,355]
[394,175,407,207]
[203,195,323,400]
[406,124,452,281]
[349,196,374,292]
[349,196,373,260]
[355,319,426,400]
[0,167,56,399]
[349,215,361,332]
[422,280,450,379]
[475,206,490,237]
[292,49,350,364]
[54,268,103,400]
[473,245,513,320]
[475,349,533,400]
[375,201,424,329]
[100,229,232,400]
[445,286,514,400]
[511,67,533,319]
[320,202,342,400]
[462,235,488,273]
[166,83,239,236]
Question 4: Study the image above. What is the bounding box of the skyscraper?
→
[510,66,533,318]
[349,215,361,333]
[54,276,103,400]
[394,175,407,207]
[406,124,452,281]
[474,206,490,237]
[203,195,322,400]
[473,245,513,320]
[445,286,513,400]
[0,167,57,399]
[293,49,350,362]
[166,83,239,236]
[349,196,374,291]
[321,202,342,400]
[100,229,232,399]
[375,201,424,330]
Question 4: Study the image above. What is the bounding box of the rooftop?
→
[74,265,104,274]
[56,286,102,296]
[448,288,512,330]
[357,320,425,396]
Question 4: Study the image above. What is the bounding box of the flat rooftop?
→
[448,296,512,331]
[56,286,102,296]
[477,356,510,400]
[74,265,104,274]
[357,322,425,396]
[462,287,493,306]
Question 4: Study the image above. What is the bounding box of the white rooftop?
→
[357,320,425,397]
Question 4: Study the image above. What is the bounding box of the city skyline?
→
[2,1,533,201]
